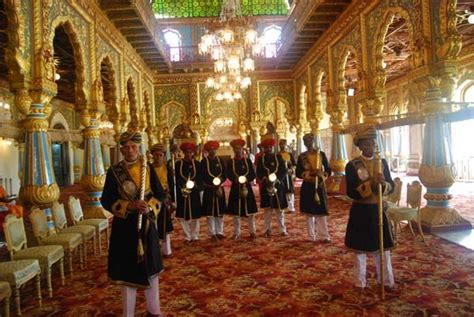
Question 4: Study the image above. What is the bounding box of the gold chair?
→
[68,196,109,254]
[385,177,402,207]
[0,259,42,316]
[387,180,425,243]
[0,280,11,317]
[29,207,84,278]
[3,214,65,298]
[52,201,96,264]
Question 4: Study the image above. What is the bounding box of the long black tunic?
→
[200,156,227,217]
[344,157,395,252]
[279,151,297,193]
[256,153,288,210]
[153,164,174,240]
[295,150,331,215]
[174,159,202,220]
[226,157,258,217]
[101,161,165,288]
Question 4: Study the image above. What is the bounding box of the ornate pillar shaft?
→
[19,104,60,234]
[101,144,111,171]
[80,119,110,219]
[418,79,470,231]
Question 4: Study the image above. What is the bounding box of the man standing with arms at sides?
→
[150,143,174,257]
[278,138,297,213]
[295,133,332,243]
[257,137,289,237]
[200,140,227,241]
[344,127,395,291]
[175,142,202,243]
[101,131,165,317]
[226,139,259,240]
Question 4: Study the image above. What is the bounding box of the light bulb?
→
[243,57,255,72]
[206,77,215,88]
[468,14,474,24]
[347,88,355,96]
[216,93,224,101]
[54,73,61,81]
[245,29,258,44]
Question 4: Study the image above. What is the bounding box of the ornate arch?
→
[99,55,118,122]
[3,0,27,83]
[50,19,87,108]
[372,7,416,90]
[263,96,291,131]
[50,111,70,131]
[203,93,248,124]
[143,89,153,128]
[126,77,138,130]
[336,45,360,93]
[313,70,327,126]
[160,101,186,133]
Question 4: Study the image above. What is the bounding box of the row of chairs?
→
[385,178,426,243]
[0,196,109,316]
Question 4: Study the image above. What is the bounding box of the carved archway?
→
[126,77,138,130]
[51,20,87,109]
[100,55,118,124]
[50,111,71,131]
[373,8,416,88]
[263,97,290,133]
[160,101,186,134]
[313,70,328,130]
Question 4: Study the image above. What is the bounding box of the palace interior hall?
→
[0,0,474,316]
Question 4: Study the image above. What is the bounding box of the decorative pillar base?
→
[83,191,112,220]
[327,174,344,194]
[420,206,472,232]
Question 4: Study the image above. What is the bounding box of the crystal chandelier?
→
[199,0,263,102]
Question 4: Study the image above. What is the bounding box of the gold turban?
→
[150,143,165,153]
[119,131,142,145]
[353,127,378,146]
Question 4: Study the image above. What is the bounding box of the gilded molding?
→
[80,175,106,192]
[19,184,60,208]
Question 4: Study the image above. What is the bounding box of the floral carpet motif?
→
[17,195,474,316]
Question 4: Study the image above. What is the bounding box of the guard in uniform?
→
[200,140,227,240]
[256,137,289,237]
[278,138,297,212]
[344,127,395,290]
[226,139,259,240]
[101,131,165,317]
[295,133,332,242]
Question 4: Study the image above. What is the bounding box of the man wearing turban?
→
[344,126,395,291]
[256,137,289,237]
[278,138,297,213]
[101,131,165,316]
[295,133,332,242]
[226,139,259,240]
[175,142,202,242]
[199,140,227,241]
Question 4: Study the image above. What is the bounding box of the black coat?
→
[101,161,165,288]
[226,157,258,217]
[295,150,331,215]
[279,151,297,193]
[256,153,288,210]
[174,159,202,220]
[152,164,174,239]
[199,156,227,217]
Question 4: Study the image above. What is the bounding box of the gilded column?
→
[80,118,111,219]
[19,104,60,224]
[418,78,470,231]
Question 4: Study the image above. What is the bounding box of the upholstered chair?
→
[68,196,109,254]
[52,201,96,263]
[0,259,42,316]
[0,280,11,317]
[385,177,402,207]
[29,207,84,277]
[388,180,425,243]
[3,214,65,298]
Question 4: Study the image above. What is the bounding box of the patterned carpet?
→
[16,194,474,316]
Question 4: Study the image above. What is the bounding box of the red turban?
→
[180,142,196,152]
[204,140,220,151]
[230,139,246,148]
[261,138,276,147]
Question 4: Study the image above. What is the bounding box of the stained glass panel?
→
[152,0,289,18]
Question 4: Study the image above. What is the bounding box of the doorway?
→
[51,142,70,186]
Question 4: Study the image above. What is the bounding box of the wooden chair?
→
[388,180,425,243]
[52,201,96,264]
[0,280,11,317]
[385,177,402,207]
[3,214,65,298]
[29,207,84,277]
[68,196,109,254]
[0,259,42,316]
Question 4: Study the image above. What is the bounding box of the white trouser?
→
[207,216,224,236]
[353,251,395,288]
[264,208,287,234]
[306,215,330,241]
[286,193,295,211]
[161,234,172,256]
[122,276,161,316]
[180,218,200,241]
[233,215,256,236]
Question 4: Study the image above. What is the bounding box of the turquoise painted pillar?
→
[80,118,110,219]
[419,81,470,231]
[328,127,348,193]
[101,144,111,172]
[19,104,60,233]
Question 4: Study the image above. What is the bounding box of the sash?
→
[111,161,152,202]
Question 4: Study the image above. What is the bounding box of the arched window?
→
[262,25,282,58]
[462,83,474,102]
[163,28,182,62]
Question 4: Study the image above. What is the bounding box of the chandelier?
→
[199,0,263,102]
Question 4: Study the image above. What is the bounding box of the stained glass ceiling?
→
[151,0,290,19]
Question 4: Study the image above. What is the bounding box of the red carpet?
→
[15,195,474,316]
